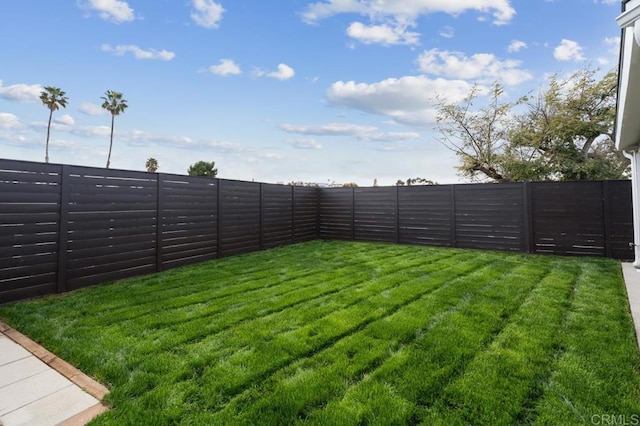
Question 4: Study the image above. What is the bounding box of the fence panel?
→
[398,185,453,247]
[64,166,158,290]
[532,181,606,256]
[0,158,635,304]
[354,187,397,243]
[159,174,218,270]
[293,187,319,242]
[607,180,634,259]
[262,184,293,249]
[0,160,61,302]
[319,188,353,240]
[219,180,261,257]
[454,184,526,252]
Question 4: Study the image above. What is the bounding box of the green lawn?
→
[1,240,639,425]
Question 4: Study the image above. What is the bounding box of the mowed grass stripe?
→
[104,252,498,417]
[30,242,390,324]
[69,247,413,334]
[82,249,474,391]
[205,257,527,425]
[97,246,458,335]
[10,243,430,359]
[533,260,640,424]
[119,249,467,361]
[1,241,638,425]
[421,260,579,425]
[297,257,552,425]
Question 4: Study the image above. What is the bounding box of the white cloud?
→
[78,102,104,115]
[604,36,620,55]
[507,39,527,53]
[286,138,323,149]
[598,36,621,65]
[121,130,194,148]
[302,0,516,26]
[78,0,135,23]
[554,39,585,62]
[326,76,477,126]
[417,48,532,85]
[594,0,617,4]
[281,122,420,142]
[191,0,225,29]
[54,114,75,126]
[101,44,175,61]
[282,122,377,136]
[261,152,286,160]
[358,132,419,142]
[346,22,419,46]
[208,140,252,154]
[0,80,43,103]
[69,125,112,137]
[256,63,296,80]
[0,112,20,129]
[439,26,454,39]
[207,59,242,76]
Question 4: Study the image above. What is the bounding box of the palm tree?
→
[39,86,68,163]
[101,90,128,169]
[146,157,158,173]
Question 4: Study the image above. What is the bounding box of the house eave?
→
[616,0,640,152]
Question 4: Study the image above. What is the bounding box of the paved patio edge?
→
[621,262,640,351]
[0,320,109,415]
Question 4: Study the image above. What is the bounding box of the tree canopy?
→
[435,68,628,182]
[39,86,68,163]
[101,90,128,169]
[397,177,438,186]
[146,157,158,173]
[188,161,218,178]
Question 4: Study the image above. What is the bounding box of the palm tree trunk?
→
[106,114,114,169]
[45,108,53,163]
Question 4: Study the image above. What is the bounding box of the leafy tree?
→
[101,90,128,169]
[406,177,438,185]
[435,83,515,182]
[39,86,68,163]
[509,69,627,180]
[188,160,218,177]
[342,182,358,187]
[396,179,406,186]
[288,181,320,187]
[145,157,158,173]
[435,68,628,182]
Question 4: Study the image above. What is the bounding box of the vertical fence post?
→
[523,182,534,254]
[603,180,612,258]
[395,186,400,244]
[56,165,70,294]
[450,185,457,248]
[155,173,163,272]
[216,179,222,258]
[291,185,296,243]
[315,187,321,239]
[259,182,264,250]
[351,187,356,241]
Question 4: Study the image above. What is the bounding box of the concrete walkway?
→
[622,263,640,350]
[0,322,108,426]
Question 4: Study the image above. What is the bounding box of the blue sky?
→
[0,0,622,185]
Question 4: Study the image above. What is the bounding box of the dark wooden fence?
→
[319,181,633,259]
[0,158,633,303]
[0,159,318,303]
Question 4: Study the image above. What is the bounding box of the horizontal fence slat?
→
[0,159,634,303]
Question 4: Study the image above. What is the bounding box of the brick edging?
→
[0,320,110,401]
